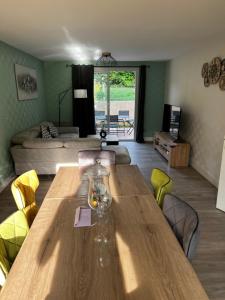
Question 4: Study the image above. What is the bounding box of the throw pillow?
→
[40,125,52,139]
[48,123,59,138]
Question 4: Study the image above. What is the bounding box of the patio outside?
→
[94,71,136,140]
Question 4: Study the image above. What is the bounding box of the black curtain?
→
[72,65,96,137]
[136,65,146,143]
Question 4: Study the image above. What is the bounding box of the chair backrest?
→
[0,210,29,286]
[11,170,39,226]
[162,194,200,260]
[78,150,116,168]
[150,168,173,207]
[109,115,119,122]
[95,111,105,118]
[118,110,129,118]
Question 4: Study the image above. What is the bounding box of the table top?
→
[0,166,208,300]
[45,165,151,199]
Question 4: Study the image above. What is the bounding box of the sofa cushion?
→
[59,133,79,139]
[40,121,53,127]
[30,125,41,131]
[58,127,79,134]
[40,121,58,137]
[102,145,131,164]
[23,139,64,149]
[48,123,59,138]
[11,130,40,145]
[64,138,101,149]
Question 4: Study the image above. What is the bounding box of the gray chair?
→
[162,194,200,260]
[78,150,116,168]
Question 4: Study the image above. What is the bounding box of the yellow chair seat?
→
[11,170,39,227]
[0,211,29,286]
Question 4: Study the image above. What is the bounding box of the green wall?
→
[0,41,47,186]
[44,61,167,137]
[144,62,166,137]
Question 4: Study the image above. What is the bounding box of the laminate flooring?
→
[0,141,224,300]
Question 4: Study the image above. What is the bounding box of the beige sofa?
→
[10,122,131,175]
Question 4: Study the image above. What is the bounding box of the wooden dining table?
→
[0,165,208,300]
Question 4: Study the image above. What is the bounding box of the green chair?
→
[150,168,173,208]
[0,211,29,286]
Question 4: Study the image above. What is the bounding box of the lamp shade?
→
[96,52,117,66]
[74,89,87,99]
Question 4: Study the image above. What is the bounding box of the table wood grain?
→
[45,165,151,199]
[0,166,208,300]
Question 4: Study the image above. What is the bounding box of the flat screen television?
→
[162,104,182,141]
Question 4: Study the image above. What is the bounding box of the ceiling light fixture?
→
[96,51,117,66]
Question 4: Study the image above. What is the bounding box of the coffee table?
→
[102,134,119,145]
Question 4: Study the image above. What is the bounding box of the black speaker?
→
[162,104,171,132]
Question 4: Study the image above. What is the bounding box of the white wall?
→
[165,40,225,186]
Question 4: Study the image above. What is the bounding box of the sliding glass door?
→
[94,68,138,140]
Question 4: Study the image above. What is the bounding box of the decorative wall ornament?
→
[204,76,210,87]
[15,64,38,100]
[208,57,221,84]
[201,63,208,78]
[201,56,225,90]
[219,74,225,91]
[221,59,225,74]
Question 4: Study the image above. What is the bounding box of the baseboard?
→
[0,173,16,193]
[190,160,218,188]
[144,136,153,142]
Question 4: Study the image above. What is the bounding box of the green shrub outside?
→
[94,71,135,101]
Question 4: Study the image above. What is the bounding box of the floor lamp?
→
[58,87,72,127]
[58,88,88,128]
[74,89,88,137]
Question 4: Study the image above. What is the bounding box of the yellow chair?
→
[11,170,39,227]
[0,210,29,286]
[150,168,173,208]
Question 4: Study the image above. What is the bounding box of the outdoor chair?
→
[109,115,119,134]
[95,111,106,131]
[95,111,106,121]
[104,115,125,135]
[118,110,129,121]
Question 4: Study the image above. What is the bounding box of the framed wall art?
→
[14,64,38,100]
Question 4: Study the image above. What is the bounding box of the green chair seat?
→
[150,168,173,208]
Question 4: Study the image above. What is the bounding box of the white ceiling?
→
[1,0,225,61]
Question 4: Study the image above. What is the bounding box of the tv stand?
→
[153,132,190,168]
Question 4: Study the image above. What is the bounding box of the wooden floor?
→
[0,141,224,300]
